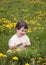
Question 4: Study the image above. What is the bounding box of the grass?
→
[0,0,46,65]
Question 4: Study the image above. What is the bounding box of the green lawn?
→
[0,0,46,65]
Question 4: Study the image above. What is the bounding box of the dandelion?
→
[36,54,41,56]
[38,57,43,61]
[12,23,16,27]
[2,55,7,58]
[37,60,41,63]
[25,20,29,24]
[6,24,11,29]
[15,49,21,52]
[25,63,30,65]
[27,28,32,32]
[6,49,13,53]
[30,20,36,24]
[33,27,37,30]
[12,56,19,61]
[2,18,6,20]
[0,53,3,57]
[30,58,35,65]
[13,17,16,20]
[42,63,46,65]
[32,21,36,24]
[0,53,7,58]
[30,58,35,62]
[36,23,40,26]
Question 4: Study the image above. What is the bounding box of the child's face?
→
[16,27,27,37]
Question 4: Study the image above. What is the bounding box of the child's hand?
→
[16,43,23,47]
[9,43,23,49]
[24,43,30,47]
[9,46,17,50]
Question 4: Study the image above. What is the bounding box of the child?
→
[7,20,31,53]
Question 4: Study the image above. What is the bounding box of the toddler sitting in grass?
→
[7,20,31,54]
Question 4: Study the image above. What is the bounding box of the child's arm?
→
[9,43,23,49]
[24,43,31,47]
[15,43,23,47]
[24,35,31,47]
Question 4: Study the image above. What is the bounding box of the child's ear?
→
[15,28,18,31]
[15,28,17,31]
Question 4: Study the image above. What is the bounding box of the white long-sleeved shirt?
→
[8,34,31,49]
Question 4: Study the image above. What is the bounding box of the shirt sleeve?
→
[8,35,15,47]
[25,35,31,45]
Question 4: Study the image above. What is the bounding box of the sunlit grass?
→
[0,0,46,65]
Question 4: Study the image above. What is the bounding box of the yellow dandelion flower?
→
[0,53,4,57]
[37,60,41,63]
[30,58,35,61]
[32,21,36,24]
[38,57,43,61]
[7,20,11,23]
[16,49,21,52]
[14,17,16,20]
[25,63,30,65]
[0,53,7,58]
[6,24,12,29]
[25,20,29,24]
[36,23,40,26]
[42,63,46,65]
[2,55,7,58]
[30,20,36,24]
[12,56,19,61]
[36,54,41,56]
[12,23,16,27]
[6,49,12,53]
[2,18,6,20]
[33,27,37,30]
[27,28,32,32]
